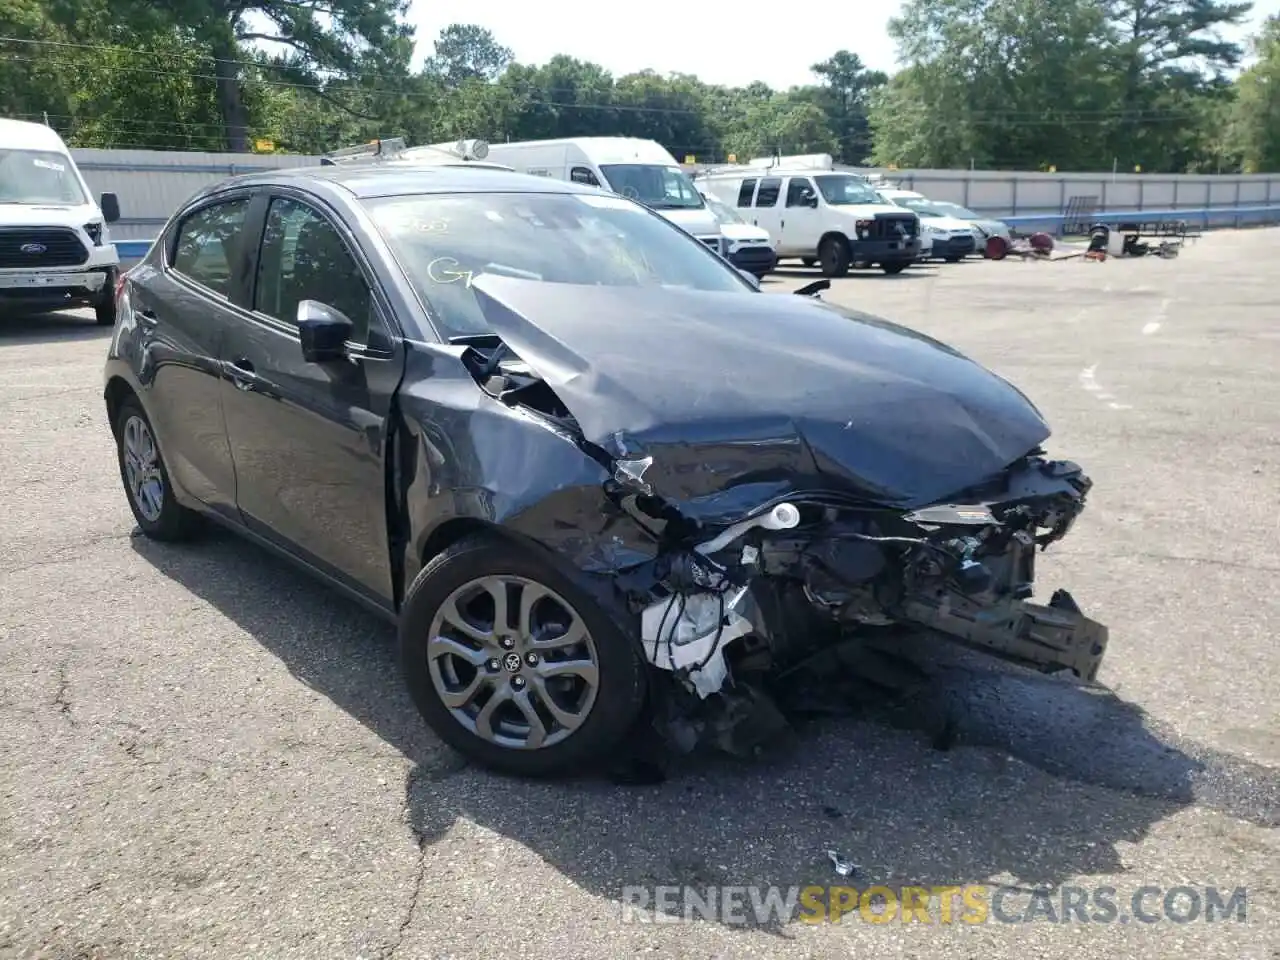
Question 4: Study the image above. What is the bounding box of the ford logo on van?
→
[20,243,47,254]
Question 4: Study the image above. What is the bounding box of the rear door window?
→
[754,178,781,208]
[171,199,250,297]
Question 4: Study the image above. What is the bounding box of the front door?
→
[219,192,405,606]
[780,177,821,257]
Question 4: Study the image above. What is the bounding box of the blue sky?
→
[406,0,1280,90]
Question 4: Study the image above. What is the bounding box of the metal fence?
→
[74,148,1280,262]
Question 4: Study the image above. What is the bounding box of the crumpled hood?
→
[470,276,1050,513]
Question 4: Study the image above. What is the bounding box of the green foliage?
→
[1,3,1277,172]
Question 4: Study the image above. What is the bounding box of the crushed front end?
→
[613,451,1108,750]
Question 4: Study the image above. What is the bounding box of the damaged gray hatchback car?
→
[103,161,1108,777]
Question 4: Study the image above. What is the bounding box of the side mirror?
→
[100,192,121,224]
[297,300,353,363]
[737,269,761,290]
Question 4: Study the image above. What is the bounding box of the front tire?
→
[817,236,851,278]
[114,397,201,541]
[95,269,117,326]
[399,533,648,778]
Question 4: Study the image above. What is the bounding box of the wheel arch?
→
[104,375,139,437]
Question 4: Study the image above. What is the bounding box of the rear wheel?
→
[115,397,201,541]
[881,262,909,275]
[817,236,851,278]
[399,533,648,778]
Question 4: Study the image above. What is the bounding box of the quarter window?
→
[171,198,249,296]
[254,197,372,342]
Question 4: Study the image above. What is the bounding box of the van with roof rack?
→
[0,117,123,325]
[480,137,728,259]
[693,154,920,276]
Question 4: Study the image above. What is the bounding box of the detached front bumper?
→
[0,268,114,311]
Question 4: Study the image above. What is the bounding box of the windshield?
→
[701,193,745,225]
[365,191,751,339]
[813,175,882,207]
[0,149,86,205]
[924,200,982,220]
[598,164,705,210]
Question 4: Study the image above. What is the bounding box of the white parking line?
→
[1079,365,1133,410]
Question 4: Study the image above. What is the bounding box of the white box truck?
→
[0,118,123,325]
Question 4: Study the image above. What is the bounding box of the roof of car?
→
[208,162,600,200]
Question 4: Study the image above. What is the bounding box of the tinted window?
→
[254,197,371,341]
[755,178,781,207]
[736,179,757,207]
[364,191,751,339]
[171,199,250,296]
[570,166,601,186]
[786,178,816,207]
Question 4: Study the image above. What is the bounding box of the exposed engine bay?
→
[453,274,1110,757]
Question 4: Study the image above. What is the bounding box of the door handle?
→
[227,357,257,391]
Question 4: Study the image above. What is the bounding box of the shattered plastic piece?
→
[613,454,654,494]
[640,586,753,698]
[827,850,858,877]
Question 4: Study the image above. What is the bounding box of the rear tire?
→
[881,262,909,275]
[817,236,851,278]
[399,533,648,778]
[114,396,201,541]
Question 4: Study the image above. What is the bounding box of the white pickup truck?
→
[1,118,122,325]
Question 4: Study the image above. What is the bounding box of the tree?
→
[138,0,415,151]
[872,0,1115,169]
[1232,15,1280,171]
[799,51,887,163]
[1102,0,1254,169]
[425,24,512,87]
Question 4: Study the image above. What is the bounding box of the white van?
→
[481,137,727,257]
[697,188,777,278]
[695,157,921,276]
[875,188,980,262]
[0,118,122,325]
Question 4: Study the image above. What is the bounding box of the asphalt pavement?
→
[2,230,1277,959]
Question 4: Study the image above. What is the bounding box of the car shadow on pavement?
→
[133,530,1280,932]
[0,309,110,346]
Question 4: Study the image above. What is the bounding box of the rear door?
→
[750,176,783,238]
[219,189,406,607]
[128,191,255,520]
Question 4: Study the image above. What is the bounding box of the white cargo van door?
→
[750,176,783,239]
[779,177,821,257]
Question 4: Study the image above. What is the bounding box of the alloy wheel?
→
[426,575,601,751]
[122,414,164,523]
